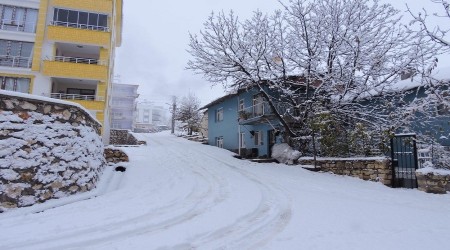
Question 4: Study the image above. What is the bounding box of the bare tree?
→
[407,0,450,48]
[188,0,439,153]
[176,93,202,135]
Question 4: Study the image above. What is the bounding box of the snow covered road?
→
[1,132,450,250]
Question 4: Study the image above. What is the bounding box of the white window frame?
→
[254,131,263,146]
[239,132,246,148]
[216,108,224,122]
[239,99,244,111]
[216,136,224,148]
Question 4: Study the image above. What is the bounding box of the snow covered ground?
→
[1,131,449,250]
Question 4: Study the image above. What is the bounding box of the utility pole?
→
[171,96,177,134]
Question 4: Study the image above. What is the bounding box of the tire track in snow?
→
[166,145,292,250]
[2,134,230,250]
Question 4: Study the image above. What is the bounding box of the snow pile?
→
[417,165,450,176]
[271,143,301,165]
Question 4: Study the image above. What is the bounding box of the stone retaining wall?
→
[298,157,392,186]
[110,129,146,145]
[104,148,129,163]
[416,171,450,194]
[0,92,105,212]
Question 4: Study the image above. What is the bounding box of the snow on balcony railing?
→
[0,19,36,33]
[239,102,274,121]
[44,93,105,102]
[51,56,107,66]
[49,20,109,32]
[0,55,32,68]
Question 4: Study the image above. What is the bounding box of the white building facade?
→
[110,83,138,130]
[135,100,168,131]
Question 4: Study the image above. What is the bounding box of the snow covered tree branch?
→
[188,0,441,154]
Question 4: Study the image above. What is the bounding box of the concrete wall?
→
[0,91,105,211]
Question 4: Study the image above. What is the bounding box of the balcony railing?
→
[44,93,105,101]
[52,56,107,66]
[238,102,291,123]
[49,20,109,32]
[239,102,274,121]
[0,19,36,33]
[0,55,32,68]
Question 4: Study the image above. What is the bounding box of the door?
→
[268,130,277,158]
[391,134,418,188]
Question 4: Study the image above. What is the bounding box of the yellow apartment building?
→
[0,0,123,143]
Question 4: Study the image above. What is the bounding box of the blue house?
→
[202,87,284,158]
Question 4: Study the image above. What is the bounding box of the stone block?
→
[20,102,37,111]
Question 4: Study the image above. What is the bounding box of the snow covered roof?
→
[392,67,450,92]
[200,91,239,110]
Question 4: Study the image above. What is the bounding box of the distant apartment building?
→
[0,0,123,143]
[135,100,168,131]
[110,83,138,130]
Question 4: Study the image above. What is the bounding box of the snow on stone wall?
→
[298,157,392,186]
[0,91,105,212]
[109,129,146,145]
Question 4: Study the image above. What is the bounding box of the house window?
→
[0,40,34,68]
[239,99,244,111]
[254,131,263,146]
[0,5,38,33]
[216,108,224,122]
[53,8,108,31]
[0,76,30,93]
[253,94,264,116]
[216,136,224,148]
[239,132,246,148]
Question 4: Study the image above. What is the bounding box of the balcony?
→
[239,102,276,125]
[43,56,108,81]
[0,55,32,68]
[50,20,109,32]
[43,93,105,111]
[45,93,105,101]
[238,102,290,125]
[47,22,110,47]
[0,19,36,33]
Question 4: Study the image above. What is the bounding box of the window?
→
[239,99,244,111]
[0,5,38,33]
[253,94,264,116]
[0,40,34,68]
[0,76,30,93]
[239,133,246,148]
[53,8,108,31]
[254,131,263,146]
[216,137,224,148]
[216,108,224,122]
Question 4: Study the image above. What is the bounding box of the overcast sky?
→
[114,0,449,107]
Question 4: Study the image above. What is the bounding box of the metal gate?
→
[390,134,419,188]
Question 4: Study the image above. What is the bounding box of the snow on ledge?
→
[416,167,450,176]
[0,89,100,125]
[299,156,388,161]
